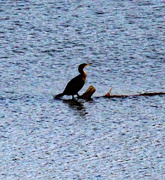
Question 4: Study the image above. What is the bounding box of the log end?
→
[79,85,96,99]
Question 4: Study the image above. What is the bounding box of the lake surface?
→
[0,0,165,179]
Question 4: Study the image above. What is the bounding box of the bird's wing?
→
[63,75,85,94]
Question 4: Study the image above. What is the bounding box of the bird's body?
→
[63,72,87,96]
[55,63,91,99]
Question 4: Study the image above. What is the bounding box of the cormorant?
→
[55,63,92,99]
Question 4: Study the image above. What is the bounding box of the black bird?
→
[55,63,92,99]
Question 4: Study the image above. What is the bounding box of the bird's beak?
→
[85,63,92,67]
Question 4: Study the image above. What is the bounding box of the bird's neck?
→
[80,70,87,77]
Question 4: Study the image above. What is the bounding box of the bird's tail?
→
[54,93,64,99]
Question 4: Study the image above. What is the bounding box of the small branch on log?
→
[104,87,113,97]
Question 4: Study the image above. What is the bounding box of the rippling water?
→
[0,0,165,179]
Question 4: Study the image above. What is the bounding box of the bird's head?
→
[78,63,92,73]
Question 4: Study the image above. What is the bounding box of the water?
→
[0,0,165,179]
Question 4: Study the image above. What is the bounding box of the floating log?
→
[54,86,165,100]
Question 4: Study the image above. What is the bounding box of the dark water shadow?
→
[62,99,88,117]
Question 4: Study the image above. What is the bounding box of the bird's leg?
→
[77,93,80,98]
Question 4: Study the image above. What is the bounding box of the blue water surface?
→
[0,0,165,179]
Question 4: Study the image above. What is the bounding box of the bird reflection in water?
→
[63,99,88,117]
[55,63,92,99]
